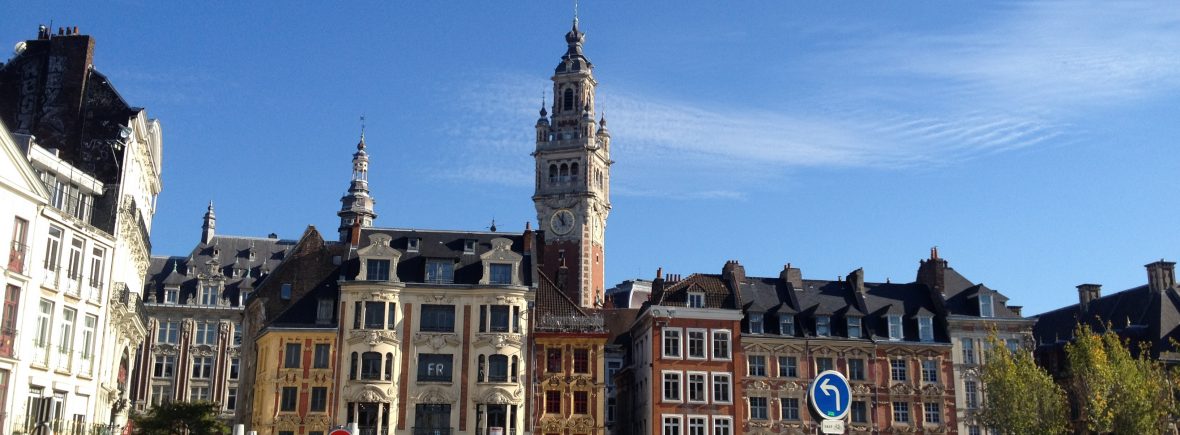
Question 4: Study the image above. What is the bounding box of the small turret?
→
[201,201,216,244]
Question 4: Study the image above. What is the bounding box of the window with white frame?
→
[918,316,934,342]
[848,358,865,381]
[192,357,213,379]
[80,314,96,366]
[687,416,707,435]
[711,373,732,403]
[778,356,797,377]
[712,417,732,435]
[150,385,171,405]
[35,299,52,358]
[781,397,800,420]
[979,293,994,317]
[157,320,178,344]
[852,401,868,423]
[893,402,910,423]
[749,313,764,333]
[887,314,903,340]
[195,321,217,345]
[711,330,730,359]
[921,360,938,383]
[164,287,178,304]
[779,314,795,336]
[687,292,705,308]
[847,316,861,338]
[747,355,767,377]
[199,284,219,305]
[58,308,76,356]
[663,371,682,402]
[924,402,941,424]
[190,386,211,401]
[687,329,706,359]
[687,372,707,403]
[962,338,976,364]
[890,359,907,381]
[153,355,175,377]
[816,315,830,337]
[816,357,834,373]
[749,397,768,420]
[663,416,682,435]
[965,380,979,408]
[44,226,62,271]
[662,328,682,359]
[88,247,105,289]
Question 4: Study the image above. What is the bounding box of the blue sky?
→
[5,2,1179,315]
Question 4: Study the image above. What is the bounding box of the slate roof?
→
[351,227,532,286]
[942,268,1023,319]
[254,226,348,329]
[651,274,739,310]
[1033,284,1180,357]
[536,270,588,319]
[144,234,296,306]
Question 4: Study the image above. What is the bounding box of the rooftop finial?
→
[489,218,498,232]
[358,114,367,150]
[574,0,579,25]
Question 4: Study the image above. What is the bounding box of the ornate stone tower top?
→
[533,16,612,308]
[201,201,216,244]
[338,130,377,243]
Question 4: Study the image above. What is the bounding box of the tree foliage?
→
[1064,324,1178,434]
[131,401,228,435]
[977,332,1070,435]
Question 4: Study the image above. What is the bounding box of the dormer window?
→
[918,316,934,342]
[479,238,523,286]
[407,238,420,252]
[366,259,391,281]
[749,314,764,334]
[426,259,455,284]
[489,264,512,285]
[847,316,862,339]
[357,233,401,283]
[816,315,830,337]
[979,293,994,318]
[464,239,476,254]
[687,292,704,308]
[280,283,292,300]
[887,315,903,340]
[780,315,795,336]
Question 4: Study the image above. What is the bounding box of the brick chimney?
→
[847,268,866,294]
[917,247,947,295]
[722,260,746,291]
[1146,260,1176,293]
[780,263,803,289]
[1076,284,1101,312]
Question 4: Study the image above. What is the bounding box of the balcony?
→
[0,327,16,358]
[7,241,29,274]
[412,428,451,435]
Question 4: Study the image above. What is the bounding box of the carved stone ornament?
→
[413,332,462,351]
[419,294,455,304]
[921,383,945,396]
[151,343,177,355]
[891,424,919,433]
[349,329,400,347]
[779,381,803,393]
[352,385,390,403]
[890,383,914,396]
[569,416,595,433]
[851,383,873,395]
[189,344,216,357]
[413,387,456,404]
[479,386,523,405]
[274,413,302,427]
[539,417,564,432]
[473,333,523,350]
[748,380,770,392]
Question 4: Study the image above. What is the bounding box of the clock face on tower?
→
[550,209,576,235]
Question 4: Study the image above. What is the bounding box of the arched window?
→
[489,354,509,382]
[385,352,394,381]
[549,165,558,184]
[350,352,358,380]
[563,88,575,111]
[478,355,486,382]
[559,164,569,183]
[361,351,381,380]
[511,355,519,382]
[570,163,579,183]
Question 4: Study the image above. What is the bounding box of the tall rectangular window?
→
[9,217,29,274]
[58,307,76,357]
[489,263,512,284]
[921,360,938,383]
[891,359,907,381]
[979,293,994,317]
[847,316,861,338]
[573,348,589,373]
[663,372,682,402]
[687,373,707,403]
[851,401,867,423]
[816,357,834,373]
[310,387,328,412]
[200,285,218,305]
[962,338,976,364]
[284,343,302,368]
[44,226,62,271]
[662,328,681,358]
[663,416,682,435]
[229,358,240,379]
[711,330,730,359]
[88,247,105,289]
[918,316,934,342]
[226,387,238,411]
[688,416,706,435]
[779,314,794,336]
[965,380,979,408]
[749,397,768,420]
[712,417,732,435]
[781,397,800,420]
[893,402,910,423]
[364,302,386,329]
[1,285,20,357]
[313,343,331,368]
[489,305,510,332]
[80,314,97,366]
[749,313,764,334]
[545,391,561,414]
[35,300,53,359]
[425,259,455,284]
[747,355,766,377]
[316,299,334,325]
[712,373,732,403]
[366,259,390,281]
[815,315,830,337]
[546,348,562,373]
[848,358,865,381]
[924,402,941,424]
[778,356,797,378]
[573,391,588,414]
[420,305,455,332]
[888,314,903,340]
[687,330,706,358]
[66,238,83,279]
[280,386,298,411]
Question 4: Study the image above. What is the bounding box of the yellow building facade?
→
[251,329,338,435]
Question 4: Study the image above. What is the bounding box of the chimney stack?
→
[1008,305,1023,316]
[1146,260,1176,293]
[847,268,866,294]
[722,260,746,291]
[917,247,948,295]
[780,263,803,290]
[1076,284,1101,312]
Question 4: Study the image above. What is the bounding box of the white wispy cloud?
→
[434,1,1180,198]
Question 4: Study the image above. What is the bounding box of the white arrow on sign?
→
[820,377,840,407]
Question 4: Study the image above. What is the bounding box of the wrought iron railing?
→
[411,428,451,435]
[534,313,605,332]
[8,241,29,274]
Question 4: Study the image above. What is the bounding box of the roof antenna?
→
[489,218,497,232]
[360,114,366,140]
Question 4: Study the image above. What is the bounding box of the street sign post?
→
[820,419,846,434]
[809,370,852,421]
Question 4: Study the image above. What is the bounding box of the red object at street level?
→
[329,430,351,435]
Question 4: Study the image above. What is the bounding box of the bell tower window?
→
[563,88,575,111]
[549,165,558,184]
[570,163,579,183]
[559,164,569,183]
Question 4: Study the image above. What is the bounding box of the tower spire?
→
[201,201,216,244]
[338,127,377,243]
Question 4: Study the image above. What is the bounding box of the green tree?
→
[1065,324,1178,434]
[977,333,1069,435]
[131,401,228,435]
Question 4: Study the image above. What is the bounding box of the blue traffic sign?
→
[809,370,851,420]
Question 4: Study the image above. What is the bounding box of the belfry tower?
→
[533,17,613,308]
[338,132,377,242]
